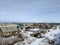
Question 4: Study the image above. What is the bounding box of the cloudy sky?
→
[0,0,60,22]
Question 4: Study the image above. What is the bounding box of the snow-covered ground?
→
[14,25,60,45]
[0,25,60,45]
[28,28,40,32]
[0,36,18,45]
[17,26,60,45]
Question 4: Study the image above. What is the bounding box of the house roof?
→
[0,24,18,33]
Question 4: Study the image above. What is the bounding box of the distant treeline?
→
[2,22,60,25]
[16,23,60,26]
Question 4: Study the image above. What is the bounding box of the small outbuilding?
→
[0,24,19,38]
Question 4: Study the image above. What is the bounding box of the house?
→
[0,24,19,38]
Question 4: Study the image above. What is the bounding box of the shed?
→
[0,24,19,38]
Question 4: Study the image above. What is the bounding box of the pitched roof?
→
[0,24,18,33]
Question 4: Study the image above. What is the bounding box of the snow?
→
[54,32,60,45]
[0,36,18,45]
[44,26,60,40]
[31,38,46,45]
[1,25,60,45]
[28,28,40,32]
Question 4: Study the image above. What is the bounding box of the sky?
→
[0,0,60,23]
